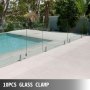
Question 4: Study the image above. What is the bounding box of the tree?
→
[44,0,50,28]
[6,0,37,22]
[41,0,56,28]
[76,0,90,34]
[86,0,90,6]
[56,0,80,32]
[76,0,86,16]
[0,4,4,30]
[0,0,10,25]
[76,0,90,16]
[85,0,90,19]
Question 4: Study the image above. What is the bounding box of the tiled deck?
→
[0,36,90,79]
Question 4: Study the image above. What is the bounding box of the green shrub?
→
[15,15,26,22]
[56,0,80,32]
[32,22,44,30]
[0,4,4,14]
[6,15,26,22]
[13,22,23,30]
[5,23,14,32]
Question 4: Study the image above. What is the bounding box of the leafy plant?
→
[0,4,4,14]
[76,0,86,15]
[5,22,14,32]
[56,0,80,32]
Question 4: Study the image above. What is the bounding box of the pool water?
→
[0,33,49,54]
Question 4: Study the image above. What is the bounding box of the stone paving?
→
[0,35,90,79]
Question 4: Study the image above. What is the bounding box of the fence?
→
[0,16,88,68]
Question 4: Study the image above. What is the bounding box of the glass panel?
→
[26,24,43,57]
[68,20,82,43]
[0,0,44,67]
[0,0,89,68]
[0,21,28,67]
[68,16,89,42]
[43,16,67,52]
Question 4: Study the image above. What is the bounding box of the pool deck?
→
[0,35,90,79]
[0,30,81,65]
[8,29,81,41]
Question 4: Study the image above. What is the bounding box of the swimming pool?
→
[0,33,50,54]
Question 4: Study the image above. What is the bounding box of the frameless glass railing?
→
[0,20,87,68]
